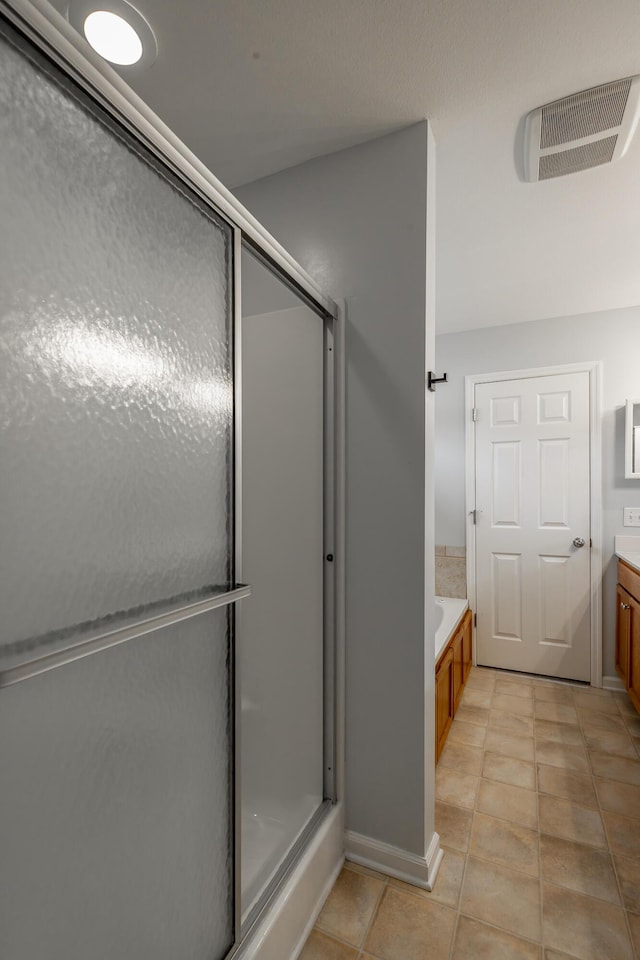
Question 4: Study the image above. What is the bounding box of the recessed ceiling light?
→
[67,0,157,69]
[83,10,142,65]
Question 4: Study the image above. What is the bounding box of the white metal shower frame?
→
[0,2,346,955]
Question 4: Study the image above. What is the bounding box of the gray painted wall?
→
[435,305,640,678]
[237,122,434,856]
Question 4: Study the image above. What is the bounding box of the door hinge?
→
[472,407,478,422]
[471,509,477,525]
[474,613,477,627]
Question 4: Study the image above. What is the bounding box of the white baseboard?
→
[602,675,625,692]
[236,803,344,960]
[345,829,443,891]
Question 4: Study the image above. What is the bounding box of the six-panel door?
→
[474,372,591,681]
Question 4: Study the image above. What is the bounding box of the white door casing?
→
[473,370,592,681]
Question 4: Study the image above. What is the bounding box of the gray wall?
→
[435,305,640,678]
[237,122,434,856]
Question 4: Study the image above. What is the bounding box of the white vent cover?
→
[524,76,640,181]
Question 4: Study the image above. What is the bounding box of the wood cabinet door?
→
[436,647,454,762]
[616,584,631,686]
[627,593,640,714]
[453,629,464,712]
[462,610,473,683]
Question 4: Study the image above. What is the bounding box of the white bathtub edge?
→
[235,802,344,960]
[435,597,469,662]
[345,828,443,891]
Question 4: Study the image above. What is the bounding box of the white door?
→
[474,371,591,681]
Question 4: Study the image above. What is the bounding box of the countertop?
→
[615,536,640,575]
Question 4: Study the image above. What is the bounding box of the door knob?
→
[572,537,586,548]
[621,602,631,610]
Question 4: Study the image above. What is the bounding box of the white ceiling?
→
[49,0,640,333]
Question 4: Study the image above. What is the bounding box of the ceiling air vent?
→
[524,76,640,181]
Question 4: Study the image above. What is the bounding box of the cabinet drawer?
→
[618,559,640,602]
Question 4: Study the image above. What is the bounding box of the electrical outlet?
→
[623,507,640,527]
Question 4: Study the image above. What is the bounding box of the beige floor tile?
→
[435,801,473,852]
[497,672,533,685]
[539,795,606,848]
[614,693,638,717]
[470,812,539,876]
[542,883,633,960]
[533,683,575,705]
[492,694,535,717]
[483,753,536,790]
[464,682,494,699]
[595,777,640,819]
[448,719,487,747]
[584,729,637,759]
[343,860,387,881]
[315,866,383,946]
[536,765,597,808]
[544,951,584,960]
[573,691,620,715]
[466,669,496,689]
[535,740,589,773]
[623,716,640,738]
[462,688,493,709]
[489,709,535,737]
[436,766,479,810]
[299,930,359,960]
[534,719,583,746]
[461,857,541,941]
[456,704,490,727]
[363,886,456,960]
[589,752,640,786]
[613,853,640,912]
[452,915,541,959]
[539,834,619,904]
[389,846,465,910]
[626,911,640,958]
[484,730,535,762]
[476,778,538,829]
[495,679,534,698]
[534,701,578,725]
[578,710,626,733]
[429,847,465,909]
[602,810,640,859]
[439,739,484,777]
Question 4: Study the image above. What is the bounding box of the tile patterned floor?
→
[299,666,640,960]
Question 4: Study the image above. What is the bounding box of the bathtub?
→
[435,596,469,662]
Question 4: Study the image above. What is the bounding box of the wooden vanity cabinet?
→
[436,608,473,761]
[616,583,631,686]
[436,646,454,762]
[462,611,473,683]
[452,629,464,712]
[616,561,640,714]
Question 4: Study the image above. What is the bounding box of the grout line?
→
[534,708,544,952]
[612,695,640,960]
[446,670,483,960]
[575,682,638,960]
[355,868,387,956]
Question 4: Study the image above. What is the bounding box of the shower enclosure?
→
[0,5,341,958]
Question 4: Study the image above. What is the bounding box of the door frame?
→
[464,361,603,687]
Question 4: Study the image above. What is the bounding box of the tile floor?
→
[299,666,640,960]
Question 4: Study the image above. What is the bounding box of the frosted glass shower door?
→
[240,250,325,917]
[0,20,236,960]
